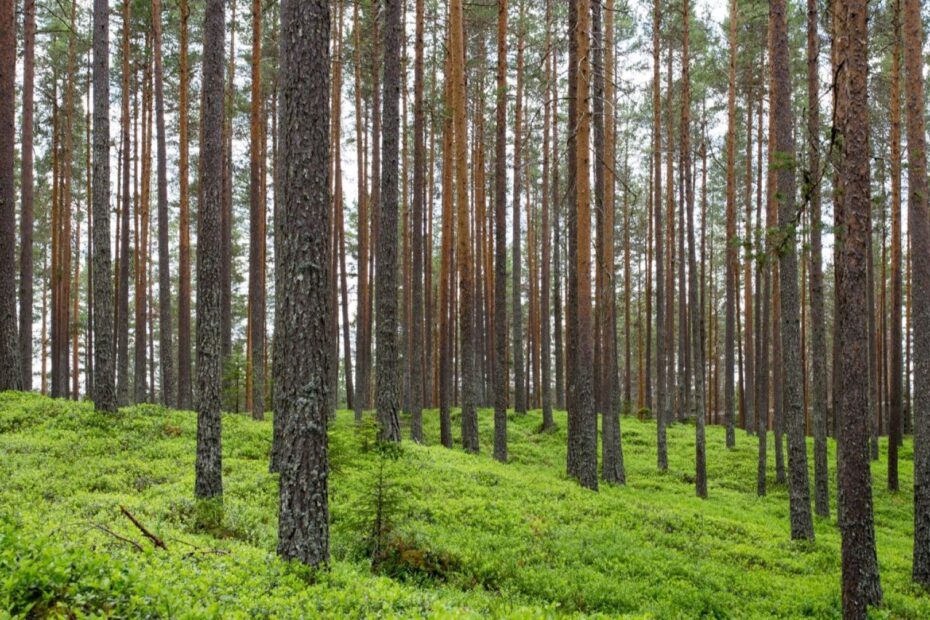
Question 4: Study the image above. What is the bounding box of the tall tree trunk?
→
[836,0,883,610]
[451,0,477,452]
[438,41,454,448]
[680,0,705,498]
[117,0,132,406]
[16,0,36,391]
[724,0,737,448]
[904,0,930,590]
[409,0,426,441]
[375,0,402,443]
[177,0,192,410]
[152,0,174,406]
[248,0,265,419]
[352,0,369,421]
[135,40,152,404]
[772,0,814,539]
[221,2,237,365]
[91,0,115,411]
[0,0,18,391]
[569,0,598,491]
[540,0,554,432]
[195,0,226,500]
[276,0,331,568]
[808,0,829,516]
[512,11,526,416]
[493,0,510,460]
[652,0,667,470]
[888,0,903,493]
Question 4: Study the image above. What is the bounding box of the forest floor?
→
[0,390,927,618]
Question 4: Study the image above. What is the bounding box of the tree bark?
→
[493,0,510,460]
[276,0,331,568]
[0,0,20,391]
[177,0,192,410]
[837,0,883,610]
[888,0,902,493]
[771,0,814,540]
[904,0,930,590]
[375,0,403,443]
[248,0,265,420]
[195,0,226,500]
[652,0,667,471]
[512,11,526,416]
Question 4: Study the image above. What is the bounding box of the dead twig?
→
[119,505,168,550]
[91,524,144,553]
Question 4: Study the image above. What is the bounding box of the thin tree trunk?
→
[888,0,903,492]
[16,0,36,391]
[493,0,510,459]
[177,0,192,410]
[652,0,667,471]
[512,11,526,416]
[247,0,265,419]
[117,0,132,406]
[808,0,829,516]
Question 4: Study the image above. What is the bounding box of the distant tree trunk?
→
[151,0,174,406]
[680,0,705,498]
[595,0,622,484]
[438,40,454,448]
[836,0,884,610]
[771,0,814,540]
[247,0,265,420]
[724,0,737,448]
[807,0,829,516]
[568,0,598,491]
[552,49,564,412]
[375,0,402,443]
[409,0,426,442]
[17,0,35,391]
[540,0,554,433]
[221,2,237,365]
[904,0,930,590]
[352,0,370,422]
[195,0,225,500]
[276,0,330,568]
[888,0,902,493]
[117,0,132,406]
[0,0,20,391]
[652,0,667,471]
[493,0,509,460]
[177,0,192,410]
[755,46,769,496]
[512,12,526,416]
[135,40,152,405]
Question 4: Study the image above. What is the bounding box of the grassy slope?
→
[0,391,926,618]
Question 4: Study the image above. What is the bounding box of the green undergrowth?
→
[0,390,927,618]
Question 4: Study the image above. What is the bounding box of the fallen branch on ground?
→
[119,505,167,550]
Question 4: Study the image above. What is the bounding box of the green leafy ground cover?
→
[0,390,927,618]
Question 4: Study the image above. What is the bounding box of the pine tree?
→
[0,0,20,391]
[195,0,226,500]
[275,0,331,568]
